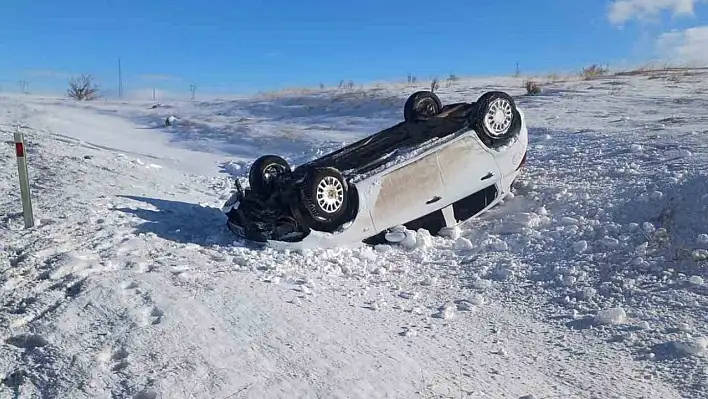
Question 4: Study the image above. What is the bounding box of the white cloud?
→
[656,25,708,63]
[608,0,706,24]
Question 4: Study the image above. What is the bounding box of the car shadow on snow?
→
[115,195,240,247]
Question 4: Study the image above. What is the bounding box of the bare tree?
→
[446,73,459,88]
[430,77,440,92]
[189,84,197,100]
[67,74,101,100]
[581,64,609,80]
[524,80,542,95]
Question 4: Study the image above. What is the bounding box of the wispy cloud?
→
[608,0,706,24]
[656,25,708,63]
[138,74,183,82]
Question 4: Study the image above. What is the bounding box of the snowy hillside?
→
[2,69,708,399]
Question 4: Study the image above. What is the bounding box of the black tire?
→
[248,155,290,195]
[472,91,522,145]
[298,167,350,232]
[404,91,442,121]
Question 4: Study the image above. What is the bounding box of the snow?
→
[698,233,708,244]
[594,307,628,325]
[2,70,708,398]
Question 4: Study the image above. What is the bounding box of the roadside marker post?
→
[14,130,35,228]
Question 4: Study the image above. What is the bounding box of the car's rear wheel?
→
[298,167,350,232]
[473,91,521,145]
[404,91,442,121]
[248,155,290,195]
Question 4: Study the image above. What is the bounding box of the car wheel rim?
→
[263,163,286,182]
[415,98,438,116]
[315,176,344,213]
[483,98,513,137]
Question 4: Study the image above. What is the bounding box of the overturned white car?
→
[222,90,529,250]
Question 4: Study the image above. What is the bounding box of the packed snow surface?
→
[2,70,708,398]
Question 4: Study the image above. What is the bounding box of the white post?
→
[14,131,35,228]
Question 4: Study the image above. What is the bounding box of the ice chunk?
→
[688,275,704,286]
[439,226,461,240]
[642,222,655,233]
[594,307,627,325]
[416,229,434,248]
[399,229,417,249]
[468,294,485,305]
[572,240,588,253]
[435,303,456,320]
[472,279,492,290]
[454,237,474,251]
[697,234,708,245]
[601,236,619,247]
[673,337,707,357]
[384,229,406,243]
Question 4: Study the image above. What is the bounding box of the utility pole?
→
[118,57,123,100]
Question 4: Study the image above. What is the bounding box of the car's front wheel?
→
[404,91,442,121]
[473,91,522,146]
[248,154,290,195]
[298,167,351,232]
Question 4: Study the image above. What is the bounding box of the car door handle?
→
[426,196,442,204]
[481,172,494,180]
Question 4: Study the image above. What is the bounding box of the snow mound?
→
[672,337,708,357]
[5,71,708,398]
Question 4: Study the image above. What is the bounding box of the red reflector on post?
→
[15,142,25,157]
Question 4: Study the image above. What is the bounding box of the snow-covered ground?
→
[2,69,708,399]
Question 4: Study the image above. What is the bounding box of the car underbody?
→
[307,102,474,177]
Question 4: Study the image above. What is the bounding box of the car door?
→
[368,151,445,232]
[435,135,501,208]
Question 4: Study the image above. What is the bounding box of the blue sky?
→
[1,0,707,97]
